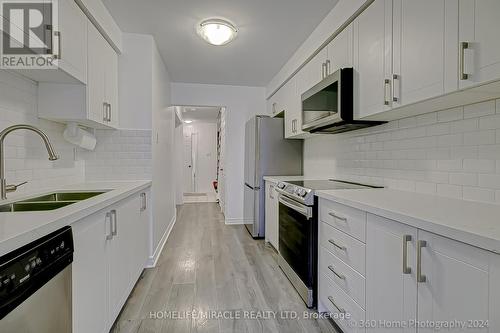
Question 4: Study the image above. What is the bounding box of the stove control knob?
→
[277,183,285,190]
[299,189,308,197]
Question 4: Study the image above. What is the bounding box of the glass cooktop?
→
[286,179,382,190]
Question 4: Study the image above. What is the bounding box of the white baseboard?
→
[225,218,251,225]
[146,214,176,268]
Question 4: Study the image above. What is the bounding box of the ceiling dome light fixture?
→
[197,19,237,46]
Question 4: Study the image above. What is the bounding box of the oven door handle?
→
[278,194,313,219]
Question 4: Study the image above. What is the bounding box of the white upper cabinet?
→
[353,0,393,119]
[13,0,87,83]
[55,0,88,83]
[38,20,119,129]
[392,0,458,107]
[459,0,500,89]
[326,23,353,74]
[296,48,328,97]
[366,214,417,333]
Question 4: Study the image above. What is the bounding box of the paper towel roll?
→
[63,123,97,150]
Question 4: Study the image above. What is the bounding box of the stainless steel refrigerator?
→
[244,116,303,238]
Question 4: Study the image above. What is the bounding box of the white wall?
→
[304,99,500,204]
[0,70,85,194]
[183,122,217,194]
[174,124,184,205]
[151,44,175,258]
[118,34,153,129]
[171,83,266,224]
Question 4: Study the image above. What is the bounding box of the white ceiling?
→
[102,0,339,86]
[181,106,220,123]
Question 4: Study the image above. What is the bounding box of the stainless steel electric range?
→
[274,179,381,308]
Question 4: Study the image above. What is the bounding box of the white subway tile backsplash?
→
[0,70,84,194]
[464,100,495,119]
[463,187,495,203]
[83,129,152,181]
[479,114,500,130]
[437,107,463,122]
[478,174,500,189]
[304,99,500,204]
[449,173,477,186]
[463,130,495,145]
[463,159,496,173]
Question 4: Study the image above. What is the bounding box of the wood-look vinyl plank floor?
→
[111,203,339,333]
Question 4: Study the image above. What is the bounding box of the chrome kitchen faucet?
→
[0,125,58,200]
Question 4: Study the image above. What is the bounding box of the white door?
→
[72,211,109,333]
[183,134,194,193]
[265,181,278,250]
[296,48,328,97]
[326,22,353,74]
[366,214,417,333]
[392,0,458,107]
[87,22,107,125]
[417,230,490,333]
[104,42,119,127]
[191,132,199,192]
[459,0,500,88]
[54,0,87,83]
[108,196,138,324]
[353,0,393,119]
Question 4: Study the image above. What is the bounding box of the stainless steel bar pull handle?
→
[54,31,62,59]
[111,209,117,236]
[106,212,113,240]
[328,296,345,314]
[103,102,108,122]
[325,59,331,76]
[328,265,346,280]
[384,79,391,106]
[328,212,347,222]
[328,239,347,251]
[322,63,327,79]
[402,235,412,274]
[392,74,400,102]
[417,240,427,282]
[108,103,112,122]
[459,41,469,80]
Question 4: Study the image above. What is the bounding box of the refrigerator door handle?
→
[245,183,260,190]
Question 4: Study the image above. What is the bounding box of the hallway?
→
[111,203,338,333]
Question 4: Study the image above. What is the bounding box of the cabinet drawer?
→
[320,221,366,276]
[320,199,367,242]
[320,246,365,308]
[319,272,365,333]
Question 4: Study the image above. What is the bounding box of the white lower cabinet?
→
[265,180,279,250]
[72,189,150,333]
[319,199,500,332]
[366,213,499,332]
[366,214,417,333]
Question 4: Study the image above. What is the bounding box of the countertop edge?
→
[316,190,500,254]
[0,181,152,256]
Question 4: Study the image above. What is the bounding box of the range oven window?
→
[278,202,315,287]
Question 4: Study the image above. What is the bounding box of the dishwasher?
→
[0,226,73,332]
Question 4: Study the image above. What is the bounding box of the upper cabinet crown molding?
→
[74,0,123,53]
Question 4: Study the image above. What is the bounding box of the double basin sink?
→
[0,191,108,212]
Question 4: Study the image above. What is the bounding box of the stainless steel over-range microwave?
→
[301,67,385,134]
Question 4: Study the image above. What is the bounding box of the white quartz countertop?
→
[0,181,152,256]
[263,175,312,182]
[316,188,500,254]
